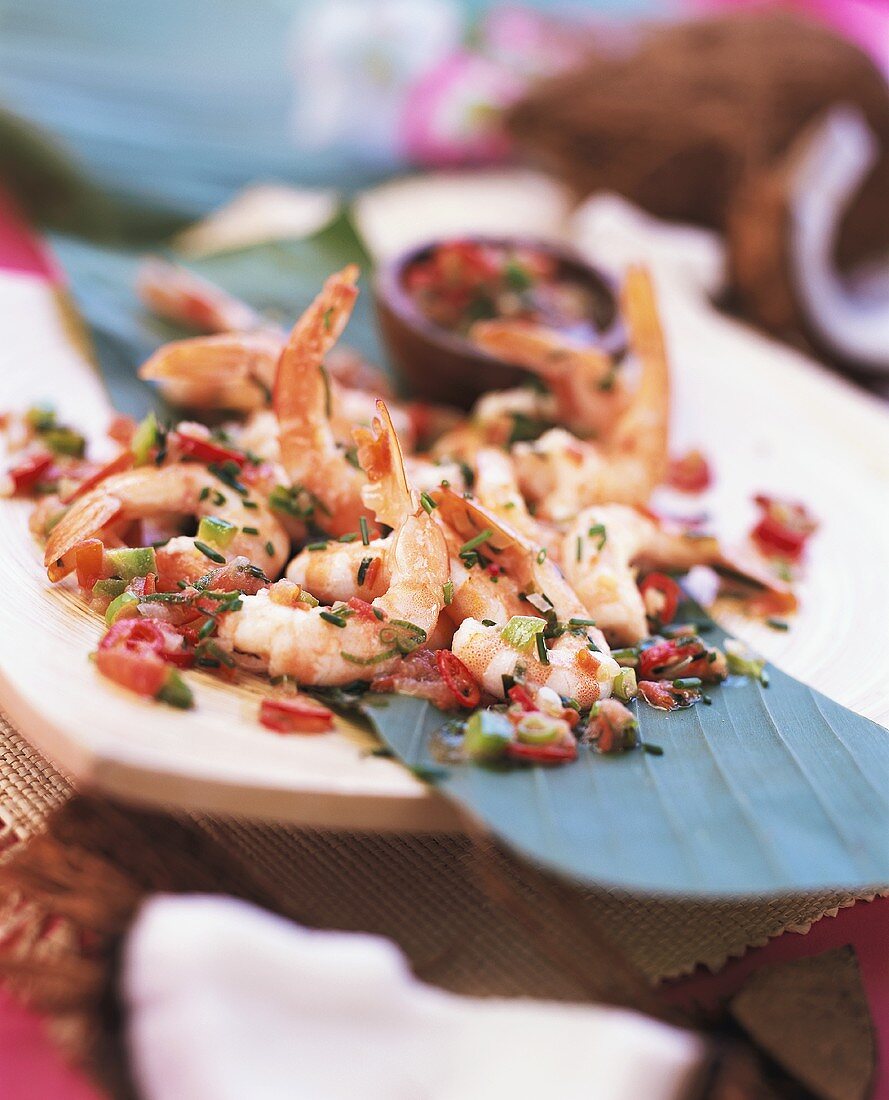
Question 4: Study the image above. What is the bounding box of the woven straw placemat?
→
[0,707,867,993]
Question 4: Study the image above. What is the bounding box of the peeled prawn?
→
[273,265,375,537]
[136,259,263,335]
[470,318,628,438]
[220,402,449,686]
[43,463,289,585]
[511,267,669,521]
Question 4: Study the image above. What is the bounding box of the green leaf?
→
[362,613,889,897]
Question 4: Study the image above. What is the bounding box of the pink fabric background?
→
[0,195,884,1099]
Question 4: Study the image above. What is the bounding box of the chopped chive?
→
[641,743,664,756]
[242,526,259,536]
[481,619,496,627]
[766,618,790,631]
[588,523,607,550]
[199,486,210,501]
[442,580,454,605]
[208,461,247,495]
[673,677,702,689]
[420,491,436,514]
[372,607,384,621]
[535,632,549,665]
[357,557,372,586]
[568,617,597,627]
[576,536,583,562]
[536,548,547,564]
[194,540,225,563]
[344,446,360,470]
[320,610,347,628]
[322,306,333,332]
[307,541,329,552]
[459,528,493,555]
[198,616,217,639]
[212,490,226,507]
[359,516,370,546]
[338,532,359,543]
[265,541,274,556]
[243,499,258,510]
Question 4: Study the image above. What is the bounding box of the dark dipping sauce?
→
[403,239,607,344]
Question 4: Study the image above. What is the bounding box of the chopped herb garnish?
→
[359,516,370,545]
[320,610,347,628]
[420,491,436,514]
[242,526,259,536]
[641,743,664,756]
[536,548,547,564]
[199,486,210,502]
[459,528,493,555]
[588,524,607,550]
[243,499,258,510]
[673,677,702,689]
[208,461,247,495]
[265,541,274,556]
[194,540,226,563]
[766,618,790,631]
[344,446,360,469]
[307,541,329,552]
[568,617,597,627]
[442,580,454,605]
[322,306,334,332]
[338,532,359,543]
[481,619,496,627]
[535,632,549,665]
[357,557,373,586]
[576,536,583,562]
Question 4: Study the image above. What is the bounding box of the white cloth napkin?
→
[123,895,706,1100]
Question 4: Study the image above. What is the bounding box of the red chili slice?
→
[667,449,712,494]
[507,684,536,711]
[638,572,681,626]
[96,618,171,697]
[436,650,481,709]
[346,596,379,622]
[506,740,578,765]
[171,430,247,469]
[5,451,54,495]
[62,450,134,503]
[750,495,817,561]
[259,696,334,734]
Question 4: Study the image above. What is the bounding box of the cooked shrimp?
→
[219,402,449,686]
[511,267,669,520]
[43,463,289,585]
[286,536,390,604]
[136,258,264,334]
[562,504,796,645]
[470,319,628,438]
[273,265,377,537]
[430,386,555,463]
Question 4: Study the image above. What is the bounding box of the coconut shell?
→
[506,11,889,272]
[729,946,876,1100]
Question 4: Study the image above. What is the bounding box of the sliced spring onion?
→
[194,540,226,564]
[459,528,493,555]
[463,709,513,761]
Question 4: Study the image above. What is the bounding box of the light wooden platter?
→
[0,267,886,830]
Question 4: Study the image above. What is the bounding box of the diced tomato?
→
[638,572,681,626]
[61,450,134,504]
[4,451,54,495]
[750,495,817,561]
[259,696,334,734]
[346,596,379,623]
[588,698,639,752]
[507,684,536,711]
[193,561,269,594]
[506,739,578,765]
[638,681,677,711]
[129,573,157,598]
[74,539,105,591]
[96,618,170,697]
[107,415,137,446]
[436,650,481,709]
[170,430,247,469]
[667,449,712,494]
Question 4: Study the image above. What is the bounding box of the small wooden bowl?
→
[374,236,625,408]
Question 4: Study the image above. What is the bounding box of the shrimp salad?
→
[2,256,815,766]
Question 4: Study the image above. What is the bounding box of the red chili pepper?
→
[667,449,712,494]
[750,495,817,561]
[96,618,170,697]
[61,450,134,503]
[5,451,54,495]
[436,650,481,709]
[346,596,379,623]
[486,563,503,577]
[506,740,578,765]
[129,573,157,598]
[638,681,677,711]
[507,684,536,711]
[73,539,105,591]
[259,696,334,734]
[638,639,703,680]
[638,572,681,626]
[107,415,137,446]
[171,430,247,469]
